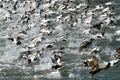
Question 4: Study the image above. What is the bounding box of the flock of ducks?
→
[0,0,119,78]
[78,0,120,77]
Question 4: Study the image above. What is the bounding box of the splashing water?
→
[0,0,120,80]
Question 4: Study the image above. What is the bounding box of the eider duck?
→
[7,36,23,45]
[90,56,101,77]
[91,46,101,53]
[105,59,119,69]
[79,39,94,51]
[83,60,90,67]
[51,54,64,69]
[90,22,103,30]
[105,2,113,6]
[90,56,119,77]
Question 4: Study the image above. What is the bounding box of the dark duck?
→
[51,54,64,69]
[79,39,94,51]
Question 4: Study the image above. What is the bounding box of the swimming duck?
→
[79,39,94,51]
[90,22,103,30]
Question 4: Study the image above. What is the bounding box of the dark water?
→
[0,0,120,80]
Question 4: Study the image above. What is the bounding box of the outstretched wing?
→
[90,56,101,77]
[91,56,99,71]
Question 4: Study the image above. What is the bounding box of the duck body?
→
[79,39,94,51]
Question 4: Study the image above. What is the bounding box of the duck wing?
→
[90,56,101,77]
[92,56,99,69]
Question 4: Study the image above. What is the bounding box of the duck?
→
[94,4,104,10]
[7,36,23,45]
[79,39,94,51]
[89,56,119,77]
[18,50,32,60]
[27,52,40,64]
[83,60,90,67]
[96,32,105,39]
[43,43,53,48]
[51,54,65,69]
[90,22,103,30]
[89,56,101,77]
[105,59,119,69]
[91,46,101,53]
[105,2,113,6]
[102,7,110,13]
[52,58,62,69]
[29,36,43,48]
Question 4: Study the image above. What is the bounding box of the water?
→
[0,0,120,80]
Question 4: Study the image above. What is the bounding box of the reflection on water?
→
[0,0,120,80]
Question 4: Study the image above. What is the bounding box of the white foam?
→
[34,57,52,71]
[69,73,75,78]
[116,38,120,41]
[0,0,118,79]
[115,30,120,35]
[46,70,63,79]
[33,74,45,79]
[0,44,20,63]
